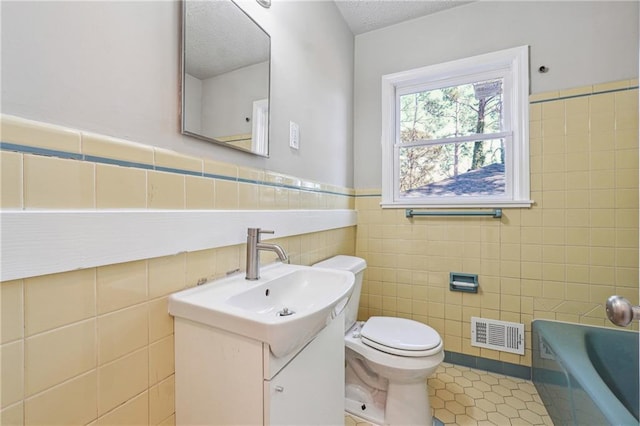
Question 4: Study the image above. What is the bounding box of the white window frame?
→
[381,46,532,208]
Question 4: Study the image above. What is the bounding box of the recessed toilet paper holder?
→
[449,273,479,293]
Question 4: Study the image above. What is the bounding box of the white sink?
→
[168,263,354,357]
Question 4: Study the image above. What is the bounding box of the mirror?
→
[181,0,270,156]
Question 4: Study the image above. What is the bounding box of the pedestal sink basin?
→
[168,263,355,357]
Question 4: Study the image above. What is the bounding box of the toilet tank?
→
[313,255,367,331]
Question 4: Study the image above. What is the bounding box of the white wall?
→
[353,1,639,189]
[184,73,203,134]
[1,0,354,187]
[201,61,268,139]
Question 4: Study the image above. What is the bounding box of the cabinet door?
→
[266,314,344,425]
[175,319,264,425]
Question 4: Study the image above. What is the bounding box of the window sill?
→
[380,200,534,209]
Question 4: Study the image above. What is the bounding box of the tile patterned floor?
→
[345,362,553,426]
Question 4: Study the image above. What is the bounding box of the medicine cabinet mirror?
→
[181,0,270,157]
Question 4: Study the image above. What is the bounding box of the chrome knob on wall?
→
[605,295,640,327]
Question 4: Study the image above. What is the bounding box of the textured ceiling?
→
[184,0,472,81]
[185,1,269,80]
[335,0,473,35]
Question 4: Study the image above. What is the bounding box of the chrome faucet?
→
[246,228,289,280]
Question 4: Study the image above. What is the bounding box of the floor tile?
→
[344,362,552,426]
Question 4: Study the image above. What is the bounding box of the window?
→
[381,46,532,208]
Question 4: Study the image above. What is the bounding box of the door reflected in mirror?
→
[182,0,270,156]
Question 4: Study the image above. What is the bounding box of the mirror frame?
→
[180,0,271,157]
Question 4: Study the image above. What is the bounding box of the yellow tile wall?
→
[356,80,639,367]
[1,79,636,421]
[0,114,356,424]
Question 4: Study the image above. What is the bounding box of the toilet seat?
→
[361,317,442,357]
[345,322,443,377]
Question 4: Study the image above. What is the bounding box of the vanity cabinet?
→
[174,313,344,425]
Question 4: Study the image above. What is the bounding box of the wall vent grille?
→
[470,317,524,355]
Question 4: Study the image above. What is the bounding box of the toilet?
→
[313,255,444,426]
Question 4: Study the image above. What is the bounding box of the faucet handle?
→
[247,228,274,243]
[248,228,274,236]
[258,229,274,242]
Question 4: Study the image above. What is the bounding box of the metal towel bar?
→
[405,208,502,219]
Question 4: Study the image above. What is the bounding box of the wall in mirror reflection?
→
[182,0,270,156]
[184,62,268,152]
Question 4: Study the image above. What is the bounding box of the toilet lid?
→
[361,317,442,357]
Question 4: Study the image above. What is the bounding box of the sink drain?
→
[277,307,295,316]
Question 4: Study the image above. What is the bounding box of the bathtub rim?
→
[531,319,638,425]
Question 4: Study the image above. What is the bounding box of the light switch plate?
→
[289,121,299,149]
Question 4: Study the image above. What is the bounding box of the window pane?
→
[399,79,503,143]
[399,139,506,197]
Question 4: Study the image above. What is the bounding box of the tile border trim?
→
[4,81,635,200]
[0,141,84,161]
[0,141,354,198]
[444,350,532,380]
[530,85,639,104]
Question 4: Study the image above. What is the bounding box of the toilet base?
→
[385,380,431,425]
[345,380,432,425]
[346,395,385,425]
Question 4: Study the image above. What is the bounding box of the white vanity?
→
[169,263,354,425]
